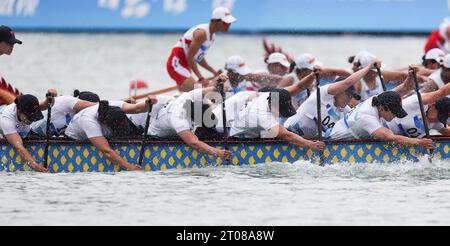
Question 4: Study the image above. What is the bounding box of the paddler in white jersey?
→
[284,59,380,139]
[421,54,450,95]
[0,91,56,172]
[214,69,321,134]
[329,91,434,149]
[149,75,231,159]
[224,56,282,97]
[30,90,99,137]
[65,98,156,171]
[386,81,450,138]
[229,88,325,151]
[278,53,351,109]
[127,95,175,133]
[351,51,409,101]
[167,7,237,92]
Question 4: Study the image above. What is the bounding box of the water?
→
[2,33,449,226]
[1,159,450,226]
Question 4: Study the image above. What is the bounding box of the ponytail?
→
[264,57,269,64]
[289,62,296,74]
[98,100,109,123]
[73,89,80,98]
[348,56,355,64]
[372,96,381,107]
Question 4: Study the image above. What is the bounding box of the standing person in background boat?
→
[421,54,450,94]
[0,90,56,172]
[284,59,379,139]
[278,53,350,109]
[224,56,282,97]
[230,88,325,151]
[167,7,237,92]
[30,91,98,137]
[387,81,450,138]
[150,75,231,159]
[351,51,408,101]
[330,91,434,149]
[65,98,156,171]
[0,25,22,56]
[424,18,450,53]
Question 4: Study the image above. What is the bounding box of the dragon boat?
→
[1,137,449,173]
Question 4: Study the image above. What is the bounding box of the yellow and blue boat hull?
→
[1,138,449,173]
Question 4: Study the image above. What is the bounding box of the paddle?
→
[138,100,154,167]
[131,86,178,101]
[315,72,325,166]
[376,67,388,92]
[411,68,434,162]
[217,77,230,165]
[43,93,54,169]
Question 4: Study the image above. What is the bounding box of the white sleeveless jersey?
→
[175,23,215,63]
[149,89,203,137]
[386,95,444,138]
[360,77,384,101]
[65,101,124,141]
[330,97,384,140]
[30,96,80,136]
[127,95,175,133]
[230,93,281,139]
[284,84,350,139]
[212,91,258,133]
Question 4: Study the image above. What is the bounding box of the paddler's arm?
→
[420,79,440,93]
[421,83,450,105]
[187,29,208,83]
[320,68,351,79]
[244,73,283,86]
[121,96,158,114]
[382,70,409,85]
[284,69,317,96]
[439,127,450,136]
[5,133,48,172]
[88,136,141,171]
[73,100,96,113]
[372,127,434,149]
[39,89,58,110]
[178,130,231,159]
[269,125,325,151]
[198,58,218,77]
[328,61,377,95]
[278,75,295,88]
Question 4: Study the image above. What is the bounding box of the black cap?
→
[268,88,296,118]
[0,26,22,45]
[15,95,44,122]
[435,97,450,127]
[74,90,100,103]
[98,101,131,138]
[335,76,362,101]
[374,91,408,119]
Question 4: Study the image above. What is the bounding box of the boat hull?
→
[1,139,449,173]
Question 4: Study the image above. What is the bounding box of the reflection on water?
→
[1,158,449,226]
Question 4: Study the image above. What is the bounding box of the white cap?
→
[439,17,450,41]
[212,7,237,24]
[442,54,450,68]
[356,51,381,70]
[226,56,252,75]
[425,48,445,62]
[267,52,291,68]
[295,53,323,70]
